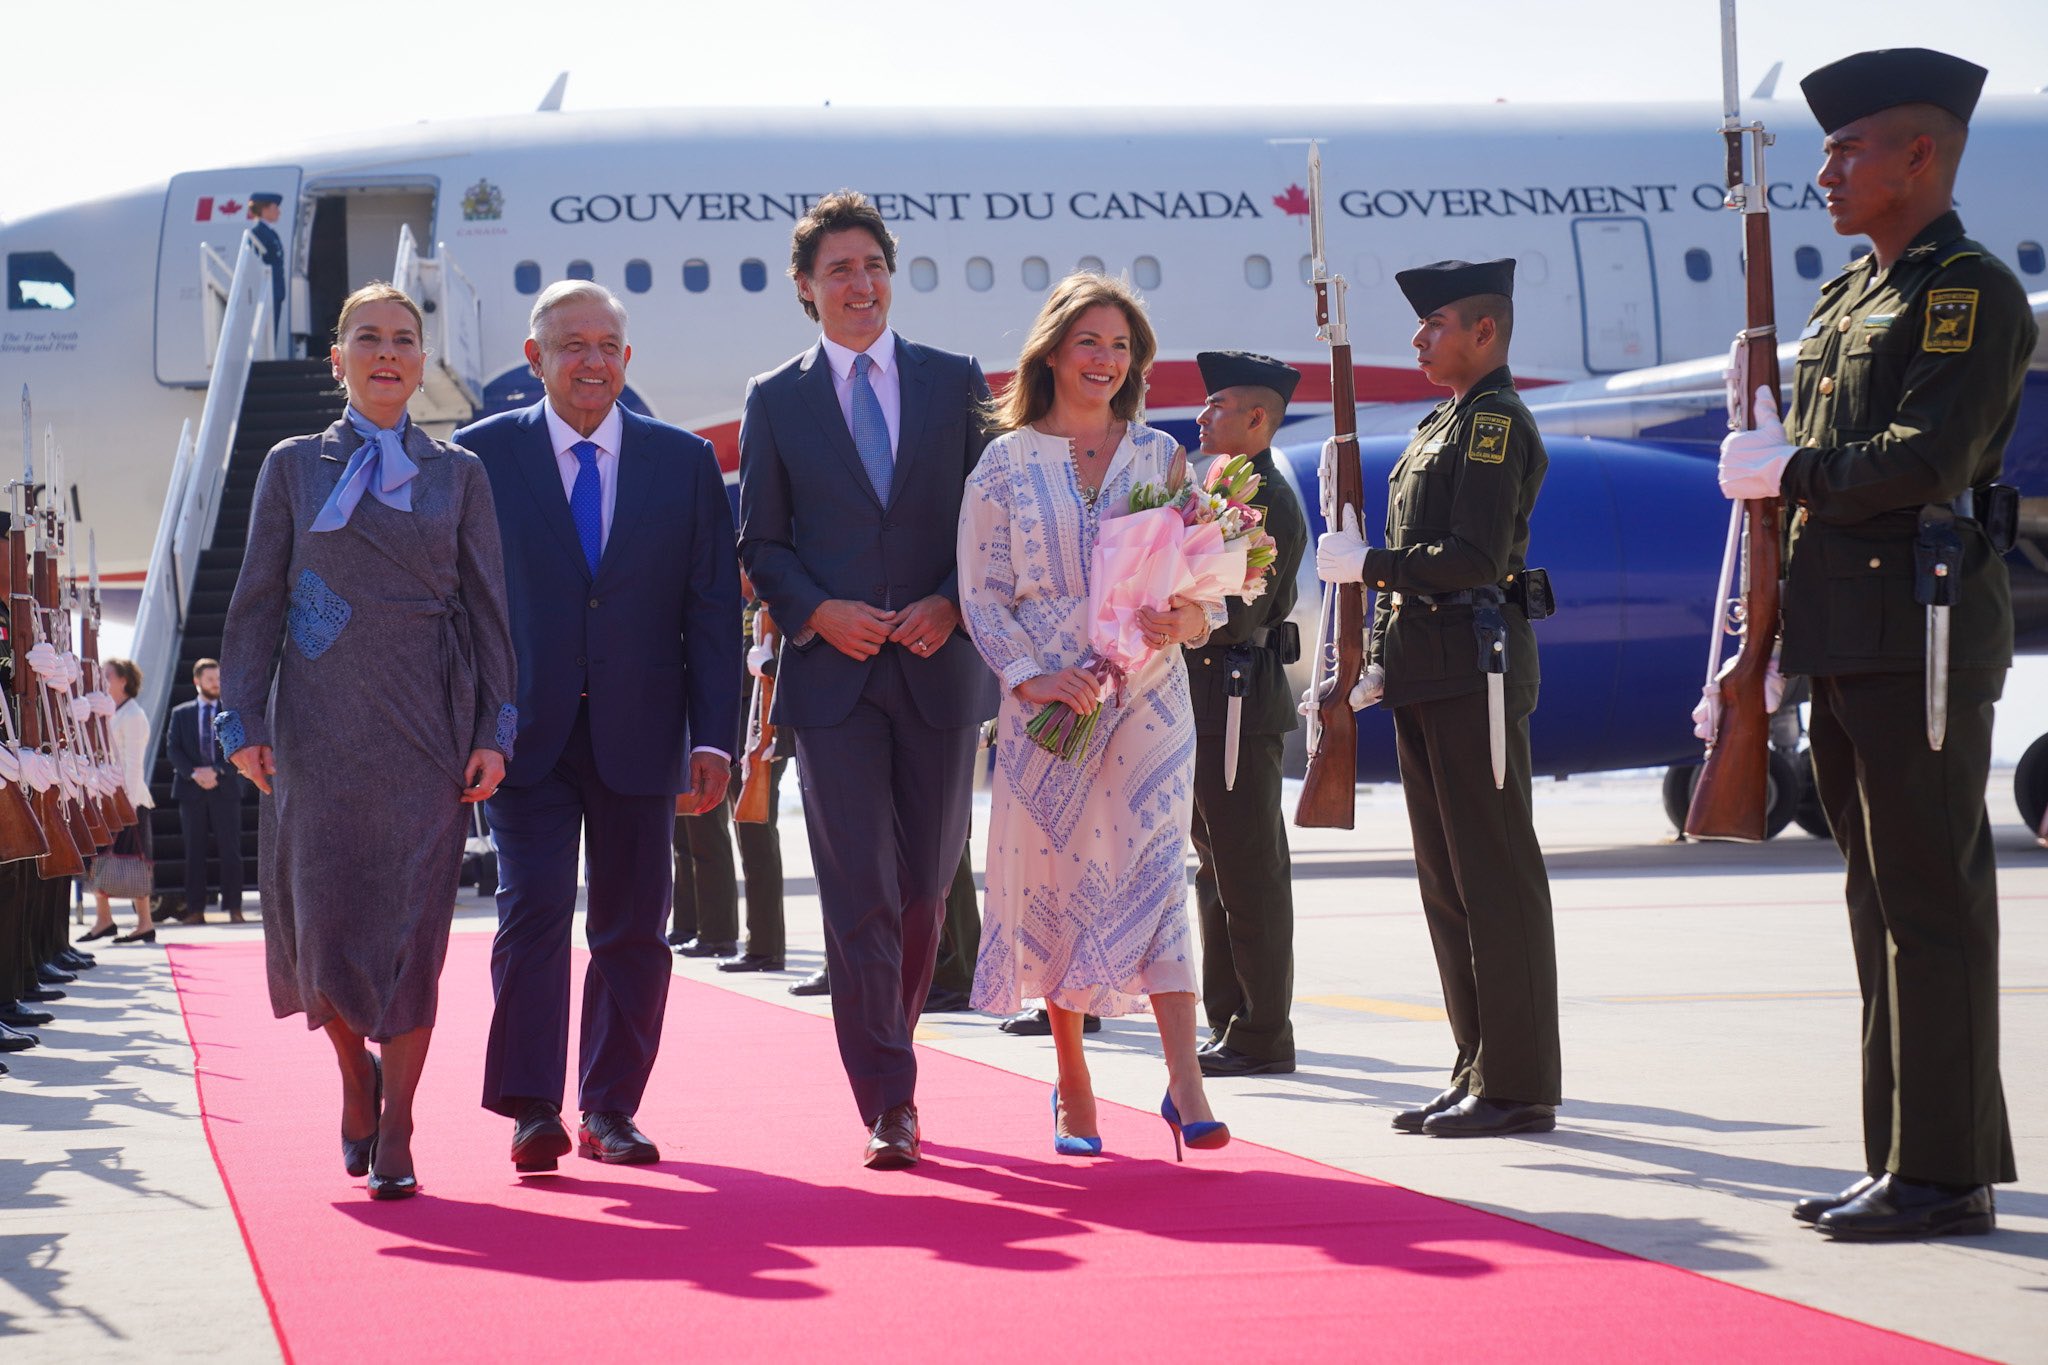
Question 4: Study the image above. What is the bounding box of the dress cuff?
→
[1002,658,1045,691]
[214,709,261,757]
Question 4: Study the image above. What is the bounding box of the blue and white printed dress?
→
[958,422,1210,1017]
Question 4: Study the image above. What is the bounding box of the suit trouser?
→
[930,842,982,998]
[0,863,27,998]
[673,756,788,957]
[179,784,244,914]
[481,703,676,1118]
[1808,669,2014,1186]
[1393,684,1560,1106]
[1190,730,1295,1062]
[793,649,977,1123]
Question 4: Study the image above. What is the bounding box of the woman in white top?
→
[79,658,157,944]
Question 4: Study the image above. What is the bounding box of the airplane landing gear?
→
[2017,733,2048,848]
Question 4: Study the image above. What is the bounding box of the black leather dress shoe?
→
[57,949,96,970]
[863,1102,920,1170]
[37,963,75,985]
[1,1001,54,1028]
[1422,1095,1557,1137]
[674,937,738,959]
[921,986,974,1014]
[1392,1084,1470,1134]
[21,984,64,1002]
[788,967,831,997]
[0,1021,37,1052]
[1198,1045,1296,1078]
[1815,1174,1995,1240]
[1792,1173,1880,1224]
[579,1111,659,1164]
[997,1008,1100,1036]
[717,953,785,973]
[510,1099,572,1173]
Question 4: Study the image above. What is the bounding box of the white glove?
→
[745,641,774,678]
[1723,334,1746,431]
[1718,386,1795,500]
[1348,664,1386,710]
[1316,504,1369,584]
[1690,644,1786,740]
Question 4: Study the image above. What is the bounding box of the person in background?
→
[79,658,157,944]
[163,659,245,926]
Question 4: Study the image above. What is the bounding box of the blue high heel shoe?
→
[1051,1088,1103,1157]
[1160,1092,1229,1162]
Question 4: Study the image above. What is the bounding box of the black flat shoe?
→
[367,1172,419,1200]
[788,968,831,997]
[1815,1174,1995,1240]
[1393,1083,1470,1134]
[1422,1095,1557,1137]
[21,984,64,1002]
[1198,1045,1296,1078]
[37,963,76,986]
[112,929,156,945]
[1792,1173,1880,1224]
[58,949,97,971]
[717,953,785,973]
[0,1022,37,1052]
[996,1008,1100,1036]
[77,924,117,943]
[510,1099,572,1173]
[0,1001,54,1028]
[342,1054,383,1178]
[673,937,737,959]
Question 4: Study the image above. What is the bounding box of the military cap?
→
[248,192,284,208]
[1800,48,1987,134]
[1395,258,1516,319]
[1196,350,1301,404]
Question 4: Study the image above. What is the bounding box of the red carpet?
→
[169,937,1966,1364]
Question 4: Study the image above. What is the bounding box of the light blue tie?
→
[569,440,603,574]
[850,353,893,504]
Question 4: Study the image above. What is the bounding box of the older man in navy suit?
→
[460,281,740,1172]
[740,191,997,1169]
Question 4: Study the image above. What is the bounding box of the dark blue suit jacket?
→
[166,698,237,802]
[457,401,741,796]
[737,336,999,730]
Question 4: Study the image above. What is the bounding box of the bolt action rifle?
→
[734,597,779,826]
[37,432,110,851]
[84,532,138,829]
[13,392,82,877]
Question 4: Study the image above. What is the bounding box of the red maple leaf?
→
[218,198,242,216]
[1273,184,1311,217]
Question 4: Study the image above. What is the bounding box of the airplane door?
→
[155,166,302,386]
[1571,217,1662,374]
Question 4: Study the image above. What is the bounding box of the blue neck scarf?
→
[312,406,419,532]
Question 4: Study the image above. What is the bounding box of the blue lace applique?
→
[214,710,248,758]
[287,568,351,660]
[494,704,517,758]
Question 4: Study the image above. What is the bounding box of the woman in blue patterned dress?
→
[958,273,1229,1160]
[218,284,517,1199]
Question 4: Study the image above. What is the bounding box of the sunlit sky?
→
[5,0,2045,766]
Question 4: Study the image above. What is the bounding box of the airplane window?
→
[2019,241,2046,276]
[1684,248,1712,282]
[1022,256,1049,291]
[624,259,653,294]
[7,251,76,310]
[1132,256,1161,290]
[683,259,711,293]
[909,257,938,292]
[513,261,542,295]
[966,257,994,292]
[567,260,595,281]
[740,259,768,292]
[1078,255,1105,275]
[1244,255,1272,289]
[1794,246,1822,280]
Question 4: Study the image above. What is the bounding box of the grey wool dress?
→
[216,420,516,1041]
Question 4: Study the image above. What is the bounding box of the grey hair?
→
[528,279,630,346]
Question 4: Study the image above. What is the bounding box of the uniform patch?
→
[1922,289,1978,353]
[1467,413,1511,463]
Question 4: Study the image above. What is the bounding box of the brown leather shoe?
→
[863,1102,920,1170]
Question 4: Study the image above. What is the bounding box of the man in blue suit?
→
[460,281,741,1172]
[740,191,997,1169]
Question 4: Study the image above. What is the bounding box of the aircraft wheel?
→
[1661,753,1798,840]
[1661,762,1699,834]
[1791,748,1831,839]
[2016,733,2048,842]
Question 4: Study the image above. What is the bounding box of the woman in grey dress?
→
[219,283,516,1200]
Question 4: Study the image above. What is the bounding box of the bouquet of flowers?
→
[1028,454,1280,760]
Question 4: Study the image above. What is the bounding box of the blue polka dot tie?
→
[850,353,893,505]
[569,440,602,574]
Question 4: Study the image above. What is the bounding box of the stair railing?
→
[393,225,485,422]
[131,231,272,755]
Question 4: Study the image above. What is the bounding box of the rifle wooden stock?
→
[734,607,778,825]
[1295,335,1365,830]
[1684,144,1784,843]
[0,525,49,864]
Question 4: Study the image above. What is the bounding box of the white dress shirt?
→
[543,400,624,548]
[820,328,901,460]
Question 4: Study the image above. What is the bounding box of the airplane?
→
[2,86,2044,833]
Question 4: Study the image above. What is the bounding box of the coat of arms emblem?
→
[462,179,505,222]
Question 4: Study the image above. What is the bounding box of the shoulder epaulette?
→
[1938,248,1985,269]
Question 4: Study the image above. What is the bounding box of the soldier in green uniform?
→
[1718,49,2031,1239]
[1316,258,1560,1137]
[1183,351,1307,1078]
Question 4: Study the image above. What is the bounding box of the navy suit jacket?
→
[166,697,238,802]
[457,401,741,796]
[737,335,999,730]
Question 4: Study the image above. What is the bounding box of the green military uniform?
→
[1186,441,1306,1063]
[1778,208,2032,1187]
[1363,352,1558,1107]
